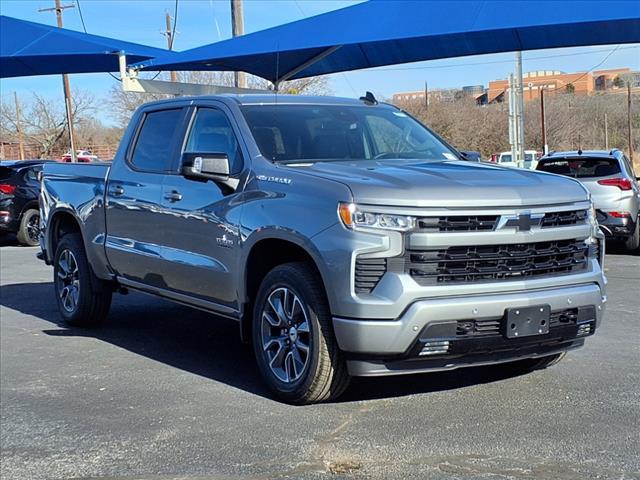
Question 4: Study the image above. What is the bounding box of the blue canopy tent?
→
[139,0,640,84]
[0,15,175,78]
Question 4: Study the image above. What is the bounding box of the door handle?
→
[164,190,183,202]
[109,185,125,196]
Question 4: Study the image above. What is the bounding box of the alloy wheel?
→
[260,287,311,383]
[56,249,80,313]
[26,213,40,244]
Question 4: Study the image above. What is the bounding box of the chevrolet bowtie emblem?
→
[498,212,544,232]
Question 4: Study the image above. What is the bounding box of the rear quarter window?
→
[537,158,620,178]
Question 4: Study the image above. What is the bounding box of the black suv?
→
[0,160,51,246]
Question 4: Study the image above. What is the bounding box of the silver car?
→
[537,150,640,252]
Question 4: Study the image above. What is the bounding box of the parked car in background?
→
[60,150,102,163]
[497,150,539,169]
[537,150,640,252]
[0,160,52,246]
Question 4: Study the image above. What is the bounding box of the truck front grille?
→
[541,210,587,228]
[355,257,387,294]
[417,215,499,232]
[406,239,588,285]
[415,210,587,233]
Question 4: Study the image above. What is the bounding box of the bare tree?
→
[1,90,96,158]
[397,91,638,162]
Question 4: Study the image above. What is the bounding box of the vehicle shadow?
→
[1,282,536,404]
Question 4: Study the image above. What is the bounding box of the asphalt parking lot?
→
[1,240,639,480]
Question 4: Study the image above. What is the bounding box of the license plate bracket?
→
[505,305,550,338]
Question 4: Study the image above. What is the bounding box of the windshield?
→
[241,104,457,162]
[537,158,621,178]
[500,154,512,163]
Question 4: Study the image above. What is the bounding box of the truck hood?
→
[284,160,589,208]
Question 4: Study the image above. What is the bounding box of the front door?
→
[158,105,246,310]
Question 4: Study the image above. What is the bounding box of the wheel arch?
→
[240,230,331,343]
[47,208,83,263]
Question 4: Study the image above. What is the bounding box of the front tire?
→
[252,262,350,404]
[16,209,40,246]
[53,233,112,327]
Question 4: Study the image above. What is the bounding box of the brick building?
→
[487,68,637,103]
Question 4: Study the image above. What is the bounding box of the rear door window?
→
[130,109,184,172]
[537,158,621,178]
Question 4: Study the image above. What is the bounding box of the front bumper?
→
[333,283,605,376]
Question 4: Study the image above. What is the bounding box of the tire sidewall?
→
[252,268,323,400]
[625,215,640,252]
[18,209,40,246]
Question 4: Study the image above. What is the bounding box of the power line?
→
[373,45,638,72]
[76,0,121,82]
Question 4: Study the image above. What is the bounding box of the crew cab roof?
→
[138,94,395,109]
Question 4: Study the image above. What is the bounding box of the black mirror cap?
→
[181,152,230,181]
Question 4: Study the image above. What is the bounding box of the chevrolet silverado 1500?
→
[39,95,607,404]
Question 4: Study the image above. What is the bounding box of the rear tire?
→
[53,233,112,327]
[252,262,350,404]
[624,216,640,252]
[16,209,40,246]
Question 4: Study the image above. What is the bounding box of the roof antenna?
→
[360,91,377,105]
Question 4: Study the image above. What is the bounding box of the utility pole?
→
[508,74,517,164]
[540,87,547,155]
[14,92,25,161]
[39,0,77,162]
[604,113,609,150]
[164,12,178,83]
[515,51,525,168]
[424,81,428,112]
[230,0,247,88]
[628,83,634,163]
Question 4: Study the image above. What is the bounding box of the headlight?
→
[338,202,415,232]
[587,201,600,236]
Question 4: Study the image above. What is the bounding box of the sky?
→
[1,0,639,125]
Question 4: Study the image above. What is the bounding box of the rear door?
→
[158,104,247,310]
[105,106,189,287]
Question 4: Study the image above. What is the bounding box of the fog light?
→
[577,323,592,337]
[419,340,450,356]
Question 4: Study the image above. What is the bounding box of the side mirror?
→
[181,152,230,181]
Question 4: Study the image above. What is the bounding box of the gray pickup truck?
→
[40,95,607,404]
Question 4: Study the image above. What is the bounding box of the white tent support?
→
[117,52,269,96]
[273,45,341,90]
